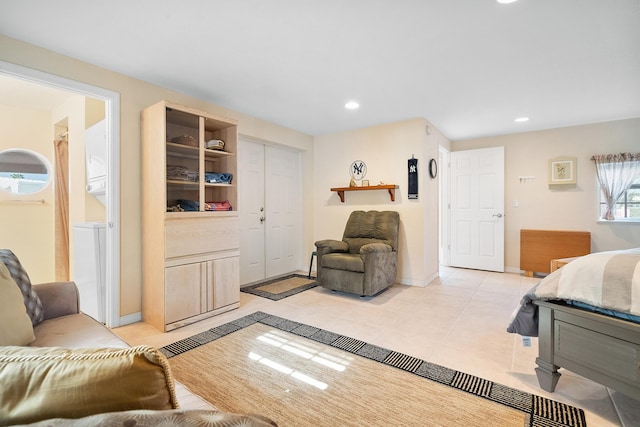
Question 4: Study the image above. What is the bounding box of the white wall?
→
[313,118,447,286]
[0,104,54,283]
[452,118,640,272]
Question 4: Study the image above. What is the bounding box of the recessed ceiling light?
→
[515,117,529,123]
[497,0,518,4]
[345,101,360,110]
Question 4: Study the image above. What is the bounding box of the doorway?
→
[238,138,301,285]
[0,61,121,327]
[438,145,450,267]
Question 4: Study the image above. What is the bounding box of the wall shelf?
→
[330,184,399,202]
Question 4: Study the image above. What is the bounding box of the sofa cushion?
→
[0,345,179,425]
[19,409,278,426]
[0,249,44,326]
[0,262,35,346]
[322,253,364,273]
[342,211,399,251]
[34,281,80,321]
[345,237,382,254]
[32,312,128,348]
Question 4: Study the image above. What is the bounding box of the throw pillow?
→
[0,249,44,325]
[21,410,279,427]
[0,345,179,425]
[0,261,35,345]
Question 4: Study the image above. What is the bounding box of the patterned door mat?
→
[240,274,316,301]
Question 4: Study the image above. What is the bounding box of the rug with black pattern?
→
[161,312,586,427]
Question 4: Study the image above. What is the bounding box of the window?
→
[599,175,640,220]
[0,149,51,195]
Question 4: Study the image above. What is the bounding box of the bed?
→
[508,248,640,400]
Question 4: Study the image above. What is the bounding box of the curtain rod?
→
[591,152,640,160]
[0,199,45,204]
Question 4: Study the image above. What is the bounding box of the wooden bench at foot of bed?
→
[520,229,591,277]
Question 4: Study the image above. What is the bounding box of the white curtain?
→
[54,139,70,281]
[592,152,640,220]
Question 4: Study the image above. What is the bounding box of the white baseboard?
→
[398,271,439,287]
[119,312,142,326]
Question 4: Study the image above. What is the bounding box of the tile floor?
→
[114,267,640,427]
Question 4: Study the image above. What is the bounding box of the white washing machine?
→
[73,222,106,323]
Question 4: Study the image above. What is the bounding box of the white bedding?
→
[507,247,640,336]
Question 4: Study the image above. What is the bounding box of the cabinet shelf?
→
[205,149,234,158]
[166,210,238,219]
[166,142,234,160]
[205,183,235,188]
[330,184,399,202]
[166,141,198,154]
[167,179,198,186]
[165,181,235,188]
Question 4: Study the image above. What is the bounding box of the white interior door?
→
[450,147,504,272]
[239,139,300,284]
[238,139,266,284]
[265,146,299,277]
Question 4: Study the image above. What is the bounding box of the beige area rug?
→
[161,312,586,427]
[241,274,316,301]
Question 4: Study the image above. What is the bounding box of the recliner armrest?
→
[315,239,349,253]
[33,281,80,321]
[360,243,393,254]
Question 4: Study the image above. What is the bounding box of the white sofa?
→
[31,280,215,411]
[1,274,276,426]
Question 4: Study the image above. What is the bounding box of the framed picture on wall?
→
[548,157,577,185]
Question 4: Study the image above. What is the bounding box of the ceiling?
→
[1,0,639,141]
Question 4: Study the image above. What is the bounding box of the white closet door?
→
[265,146,300,278]
[239,140,301,284]
[238,139,266,284]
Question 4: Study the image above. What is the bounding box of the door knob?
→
[492,213,503,218]
[260,216,265,224]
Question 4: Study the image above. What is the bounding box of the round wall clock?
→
[349,160,367,180]
[429,158,438,179]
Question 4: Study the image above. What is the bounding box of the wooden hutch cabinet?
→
[141,101,239,331]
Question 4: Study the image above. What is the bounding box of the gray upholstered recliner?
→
[314,210,400,297]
